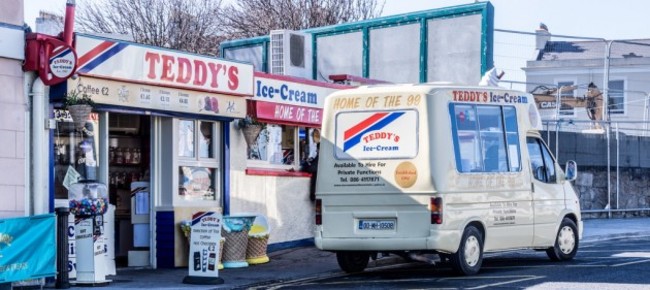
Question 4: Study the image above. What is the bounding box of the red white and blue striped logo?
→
[343,111,405,152]
[335,110,418,160]
[77,40,130,74]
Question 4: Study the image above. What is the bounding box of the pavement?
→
[58,217,650,290]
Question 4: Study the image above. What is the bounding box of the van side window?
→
[450,104,521,173]
[526,137,557,183]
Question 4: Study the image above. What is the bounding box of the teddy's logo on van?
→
[362,132,400,143]
[343,111,405,152]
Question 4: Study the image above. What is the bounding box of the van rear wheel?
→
[450,225,483,276]
[336,251,370,273]
[546,218,579,261]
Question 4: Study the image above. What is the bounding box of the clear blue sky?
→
[24,0,648,40]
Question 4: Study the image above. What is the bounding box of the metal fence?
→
[542,119,650,218]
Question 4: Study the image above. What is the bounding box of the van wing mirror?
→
[565,160,577,182]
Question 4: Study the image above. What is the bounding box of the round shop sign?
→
[394,161,417,188]
[49,45,77,79]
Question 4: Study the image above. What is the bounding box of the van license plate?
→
[358,220,396,230]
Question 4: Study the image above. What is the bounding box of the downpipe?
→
[29,76,49,215]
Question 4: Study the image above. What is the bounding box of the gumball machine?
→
[68,180,111,285]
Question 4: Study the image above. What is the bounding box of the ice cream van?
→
[314,83,582,275]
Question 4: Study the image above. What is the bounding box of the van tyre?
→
[450,226,483,276]
[336,251,370,273]
[546,218,579,261]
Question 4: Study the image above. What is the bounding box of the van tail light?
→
[430,197,443,224]
[315,198,322,225]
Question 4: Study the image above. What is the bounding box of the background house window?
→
[557,81,575,116]
[608,80,625,115]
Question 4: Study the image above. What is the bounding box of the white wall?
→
[0,0,26,218]
[229,123,315,244]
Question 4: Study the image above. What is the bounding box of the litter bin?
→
[221,215,256,268]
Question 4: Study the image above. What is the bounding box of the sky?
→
[23,0,650,40]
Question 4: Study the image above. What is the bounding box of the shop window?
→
[53,109,100,199]
[179,166,217,201]
[247,123,319,170]
[177,119,221,202]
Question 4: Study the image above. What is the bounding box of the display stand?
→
[68,181,111,286]
[182,211,224,285]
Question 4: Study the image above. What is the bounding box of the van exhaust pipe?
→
[407,252,437,265]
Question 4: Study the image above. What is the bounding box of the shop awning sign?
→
[256,101,323,126]
[252,72,349,126]
[69,77,247,118]
[74,34,254,96]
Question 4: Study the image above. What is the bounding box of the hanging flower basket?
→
[68,104,93,130]
[242,124,262,147]
[64,89,95,130]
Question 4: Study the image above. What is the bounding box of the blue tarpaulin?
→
[0,214,56,283]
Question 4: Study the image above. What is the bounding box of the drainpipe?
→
[30,77,49,215]
[24,73,36,216]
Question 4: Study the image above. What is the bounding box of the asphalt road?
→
[249,234,650,289]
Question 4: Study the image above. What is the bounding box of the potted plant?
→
[236,115,266,147]
[64,90,95,130]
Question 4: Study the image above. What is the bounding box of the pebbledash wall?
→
[0,0,26,218]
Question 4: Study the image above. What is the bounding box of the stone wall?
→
[574,166,650,218]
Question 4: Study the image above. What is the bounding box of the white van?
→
[314,84,582,275]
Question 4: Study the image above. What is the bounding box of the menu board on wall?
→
[68,77,247,118]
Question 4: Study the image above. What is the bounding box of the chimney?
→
[535,22,550,50]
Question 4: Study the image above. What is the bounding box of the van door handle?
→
[531,183,535,192]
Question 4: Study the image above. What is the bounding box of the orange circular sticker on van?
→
[395,161,417,188]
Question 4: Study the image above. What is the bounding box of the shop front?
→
[229,72,348,248]
[50,34,253,272]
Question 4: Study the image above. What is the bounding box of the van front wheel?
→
[450,226,483,276]
[336,251,370,273]
[546,218,579,261]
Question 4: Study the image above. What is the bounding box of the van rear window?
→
[449,103,521,173]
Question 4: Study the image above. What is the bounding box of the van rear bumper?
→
[315,228,461,253]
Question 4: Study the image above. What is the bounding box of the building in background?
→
[35,11,62,36]
[525,25,650,133]
[0,0,26,218]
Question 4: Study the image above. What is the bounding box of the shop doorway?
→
[108,113,151,267]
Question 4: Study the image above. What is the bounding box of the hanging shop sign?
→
[253,72,349,126]
[74,34,254,96]
[69,77,247,118]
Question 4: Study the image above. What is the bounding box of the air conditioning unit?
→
[269,30,313,79]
